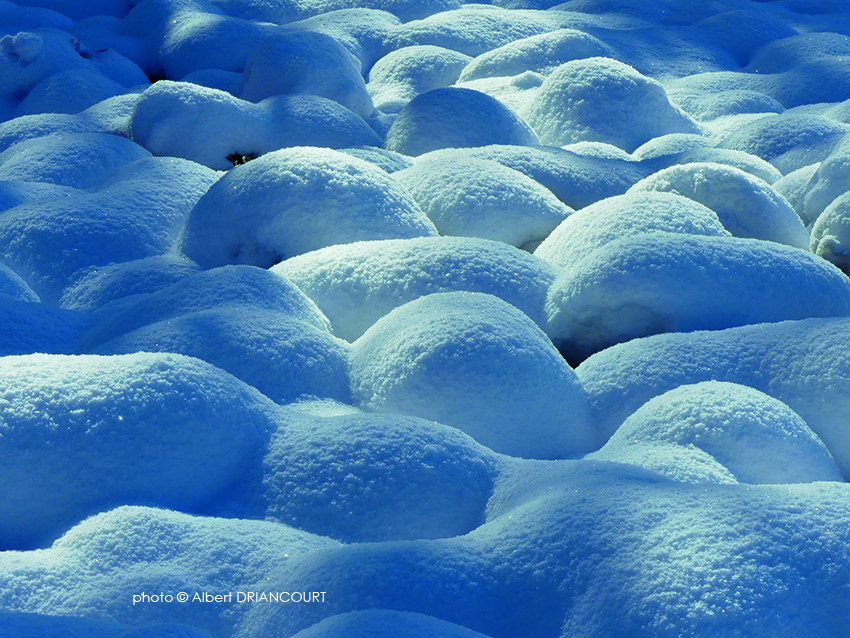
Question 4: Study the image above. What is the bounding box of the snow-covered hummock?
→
[546,233,850,361]
[263,403,497,542]
[772,162,821,225]
[576,317,850,479]
[0,179,77,212]
[80,264,330,350]
[458,28,614,81]
[289,610,494,638]
[0,132,149,189]
[273,236,558,341]
[589,381,842,485]
[0,156,219,304]
[0,93,139,152]
[59,253,201,311]
[811,190,850,273]
[383,87,539,156]
[714,112,850,175]
[95,308,352,405]
[0,261,38,303]
[130,81,381,170]
[0,505,340,634]
[415,144,650,209]
[0,28,148,122]
[350,292,597,458]
[798,134,850,224]
[0,353,277,550]
[628,161,809,248]
[238,31,374,118]
[180,147,437,269]
[522,57,702,151]
[533,191,729,270]
[367,45,471,113]
[392,156,572,248]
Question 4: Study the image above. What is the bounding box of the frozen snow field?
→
[2,0,850,636]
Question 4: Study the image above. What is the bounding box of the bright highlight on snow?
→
[1,0,850,636]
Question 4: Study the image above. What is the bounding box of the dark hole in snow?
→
[227,152,259,167]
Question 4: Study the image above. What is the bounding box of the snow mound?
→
[95,308,352,405]
[0,353,277,550]
[81,264,329,349]
[367,45,471,113]
[534,191,728,269]
[576,317,850,479]
[180,147,436,269]
[715,113,850,175]
[239,31,373,118]
[130,81,381,170]
[523,57,702,151]
[289,610,494,638]
[799,134,850,223]
[392,156,572,247]
[16,68,128,117]
[811,191,850,273]
[0,179,78,212]
[459,28,614,81]
[383,87,539,156]
[772,162,821,225]
[546,233,850,361]
[273,236,558,341]
[0,156,219,304]
[60,253,201,311]
[0,505,340,634]
[351,292,597,458]
[0,262,39,302]
[0,93,139,152]
[263,406,497,542]
[0,132,150,189]
[628,162,809,248]
[669,88,785,121]
[590,381,842,484]
[416,144,649,209]
[337,146,413,172]
[0,298,89,355]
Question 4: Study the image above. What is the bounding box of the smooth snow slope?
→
[2,0,850,637]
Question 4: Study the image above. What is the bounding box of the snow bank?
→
[534,191,728,270]
[546,233,850,361]
[459,28,614,81]
[130,81,381,170]
[367,45,471,113]
[0,505,340,633]
[180,147,436,269]
[95,308,352,405]
[273,236,557,341]
[0,132,150,189]
[523,57,702,151]
[590,381,842,484]
[351,292,597,458]
[263,405,497,541]
[80,264,330,350]
[576,317,850,479]
[0,353,277,549]
[0,156,218,303]
[392,156,572,247]
[415,144,649,209]
[629,162,809,248]
[811,190,850,273]
[239,31,374,118]
[383,87,539,156]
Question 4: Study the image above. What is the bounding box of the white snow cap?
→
[629,162,810,248]
[180,146,437,269]
[383,87,540,156]
[274,236,558,341]
[546,233,850,360]
[590,381,842,485]
[522,57,702,151]
[351,291,598,458]
[393,156,572,247]
[534,191,729,270]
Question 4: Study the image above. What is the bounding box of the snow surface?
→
[3,0,850,636]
